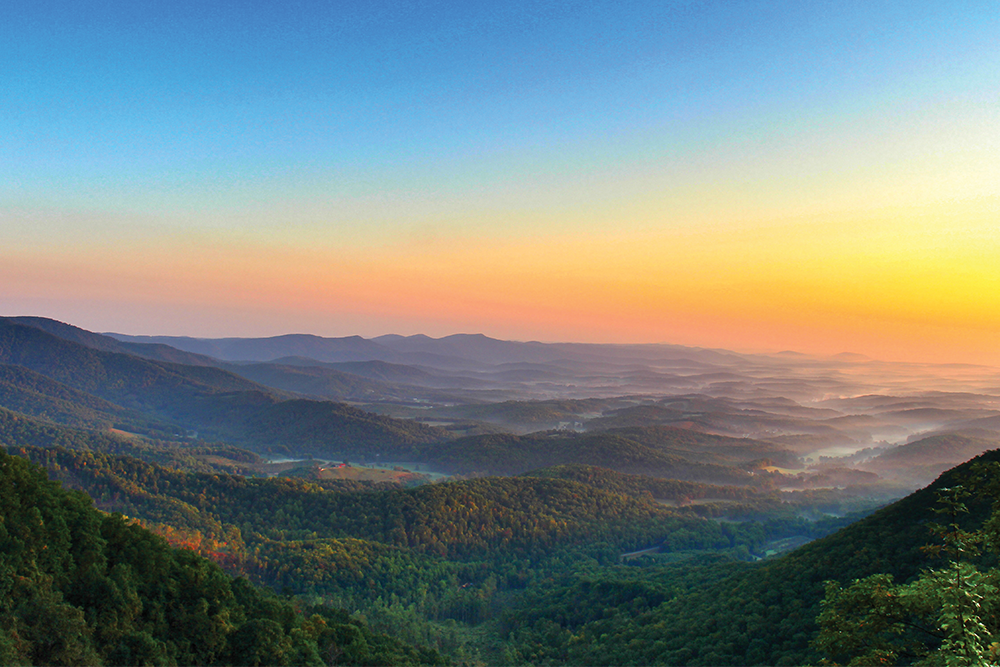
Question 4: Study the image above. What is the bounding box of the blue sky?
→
[8,0,990,212]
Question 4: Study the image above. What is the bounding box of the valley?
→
[2,316,999,665]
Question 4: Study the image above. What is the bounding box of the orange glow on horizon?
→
[3,197,998,367]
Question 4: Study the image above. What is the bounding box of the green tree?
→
[815,477,1000,666]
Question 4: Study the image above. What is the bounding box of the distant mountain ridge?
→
[10,316,220,366]
[105,328,1000,406]
[106,331,412,364]
[0,317,451,456]
[108,330,756,369]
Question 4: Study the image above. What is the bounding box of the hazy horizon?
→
[1,316,987,369]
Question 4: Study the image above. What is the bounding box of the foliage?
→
[0,448,447,666]
[815,467,1000,666]
[0,405,265,475]
[0,404,920,666]
[8,316,986,665]
[0,363,180,438]
[497,455,1000,666]
[7,442,793,658]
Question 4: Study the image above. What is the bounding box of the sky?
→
[2,0,998,365]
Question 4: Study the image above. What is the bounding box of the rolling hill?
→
[0,318,451,457]
[858,431,1000,486]
[415,428,791,485]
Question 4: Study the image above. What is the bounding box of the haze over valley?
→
[101,319,1000,490]
[4,314,1000,664]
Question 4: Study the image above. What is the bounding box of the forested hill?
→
[12,444,759,561]
[0,318,450,456]
[5,428,989,665]
[0,405,272,475]
[6,316,220,367]
[0,317,267,404]
[0,363,179,438]
[417,428,798,484]
[503,448,1000,666]
[7,314,996,665]
[6,442,785,662]
[0,448,447,666]
[522,464,762,503]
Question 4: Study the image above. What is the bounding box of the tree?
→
[815,470,1000,666]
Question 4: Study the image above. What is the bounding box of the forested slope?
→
[503,449,1000,665]
[0,449,447,666]
[0,364,179,437]
[0,318,451,457]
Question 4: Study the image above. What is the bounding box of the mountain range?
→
[4,315,1000,488]
[3,314,1000,664]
